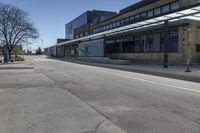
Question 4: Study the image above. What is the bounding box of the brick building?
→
[47,0,200,65]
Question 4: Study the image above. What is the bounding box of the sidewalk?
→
[0,61,33,70]
[0,62,126,133]
[58,58,200,83]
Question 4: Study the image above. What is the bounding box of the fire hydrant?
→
[185,59,192,72]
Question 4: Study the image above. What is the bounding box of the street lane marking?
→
[81,66,200,93]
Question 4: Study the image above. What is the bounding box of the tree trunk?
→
[8,50,12,60]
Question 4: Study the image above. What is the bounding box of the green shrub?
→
[13,56,25,62]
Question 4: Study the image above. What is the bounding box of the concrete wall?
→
[177,20,200,64]
[79,39,104,57]
[106,53,184,64]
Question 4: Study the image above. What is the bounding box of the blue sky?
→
[1,0,140,51]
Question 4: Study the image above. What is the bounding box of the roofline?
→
[91,0,178,28]
[65,10,118,26]
[119,0,160,14]
[65,11,89,26]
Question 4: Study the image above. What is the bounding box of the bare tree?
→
[0,3,39,59]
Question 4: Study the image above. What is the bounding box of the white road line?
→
[81,65,200,93]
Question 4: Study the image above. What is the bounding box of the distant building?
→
[47,0,200,65]
[65,10,117,40]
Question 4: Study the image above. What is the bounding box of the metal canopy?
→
[56,3,200,46]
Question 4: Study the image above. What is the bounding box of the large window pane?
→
[160,31,179,52]
[147,10,154,18]
[169,31,178,52]
[154,8,161,16]
[103,26,106,30]
[110,23,113,29]
[171,2,179,11]
[160,32,165,52]
[125,18,130,25]
[122,38,134,53]
[196,28,200,52]
[106,25,109,30]
[162,4,170,13]
[141,35,146,52]
[140,12,146,20]
[130,16,135,23]
[116,21,120,27]
[113,22,117,28]
[135,14,140,21]
[152,33,161,52]
[105,40,121,53]
[120,19,125,26]
[196,28,200,44]
[146,34,153,52]
[134,35,141,52]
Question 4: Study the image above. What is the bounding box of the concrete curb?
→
[0,67,34,70]
[54,58,200,83]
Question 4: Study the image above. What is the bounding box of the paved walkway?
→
[0,56,126,133]
[59,58,200,83]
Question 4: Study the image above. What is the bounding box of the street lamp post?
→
[163,20,169,68]
[41,39,43,52]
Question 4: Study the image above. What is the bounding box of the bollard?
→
[185,59,192,72]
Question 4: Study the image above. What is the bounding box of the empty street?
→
[0,56,200,133]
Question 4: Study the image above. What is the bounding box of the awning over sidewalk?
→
[56,3,200,46]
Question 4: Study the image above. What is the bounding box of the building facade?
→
[65,10,117,40]
[47,0,200,65]
[89,0,200,64]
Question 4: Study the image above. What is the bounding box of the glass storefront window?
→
[169,31,178,52]
[141,35,146,52]
[146,34,153,52]
[152,33,161,52]
[122,38,134,53]
[134,35,141,52]
[160,32,165,52]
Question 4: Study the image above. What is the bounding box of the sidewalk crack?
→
[82,120,104,133]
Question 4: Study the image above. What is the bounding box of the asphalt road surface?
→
[1,55,200,133]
